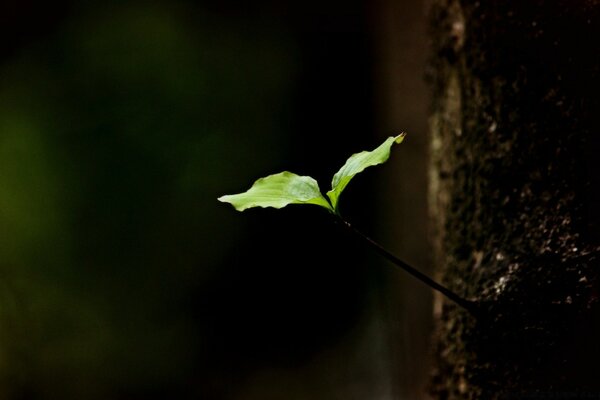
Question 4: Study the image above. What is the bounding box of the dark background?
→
[0,1,430,399]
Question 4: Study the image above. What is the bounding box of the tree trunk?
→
[428,1,600,398]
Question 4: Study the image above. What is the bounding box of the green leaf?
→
[326,133,405,211]
[218,171,333,212]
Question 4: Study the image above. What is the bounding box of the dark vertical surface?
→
[429,1,600,398]
[374,0,432,398]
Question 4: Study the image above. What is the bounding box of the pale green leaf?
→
[326,133,405,211]
[218,171,333,212]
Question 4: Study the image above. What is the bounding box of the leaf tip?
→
[218,194,242,210]
[395,132,407,144]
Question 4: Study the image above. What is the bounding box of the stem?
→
[335,216,478,315]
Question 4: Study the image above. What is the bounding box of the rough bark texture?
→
[428,1,600,399]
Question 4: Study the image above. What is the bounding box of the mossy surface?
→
[428,1,600,398]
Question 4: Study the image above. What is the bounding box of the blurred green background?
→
[0,1,430,399]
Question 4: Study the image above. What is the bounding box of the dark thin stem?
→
[334,216,478,315]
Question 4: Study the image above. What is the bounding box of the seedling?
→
[218,134,476,313]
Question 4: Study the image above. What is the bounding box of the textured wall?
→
[429,1,600,398]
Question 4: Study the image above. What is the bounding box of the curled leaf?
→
[326,133,405,211]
